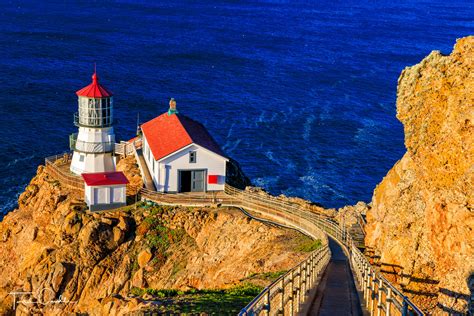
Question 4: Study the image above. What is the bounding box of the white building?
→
[140,99,228,193]
[70,70,128,211]
[82,172,128,211]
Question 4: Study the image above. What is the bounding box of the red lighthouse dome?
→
[76,71,113,98]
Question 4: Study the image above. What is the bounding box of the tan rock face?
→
[137,249,152,268]
[0,158,310,315]
[365,36,474,314]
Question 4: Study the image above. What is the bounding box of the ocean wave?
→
[302,114,316,141]
[6,154,35,168]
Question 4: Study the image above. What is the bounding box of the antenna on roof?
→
[136,112,141,136]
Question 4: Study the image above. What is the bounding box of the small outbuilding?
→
[81,171,129,211]
[140,99,228,193]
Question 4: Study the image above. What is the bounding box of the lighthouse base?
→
[70,152,116,175]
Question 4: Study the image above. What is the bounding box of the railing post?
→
[377,279,383,316]
[365,266,371,308]
[370,271,376,315]
[386,287,392,316]
[296,266,302,311]
[289,270,294,315]
[363,264,368,301]
[402,300,408,316]
[264,288,270,316]
[302,263,306,299]
[280,277,285,315]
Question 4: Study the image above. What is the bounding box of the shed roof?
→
[82,171,129,186]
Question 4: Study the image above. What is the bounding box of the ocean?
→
[0,0,472,217]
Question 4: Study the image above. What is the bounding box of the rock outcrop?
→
[0,159,311,315]
[365,36,473,314]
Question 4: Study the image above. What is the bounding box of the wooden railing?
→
[115,139,142,157]
[45,151,142,195]
[44,153,84,191]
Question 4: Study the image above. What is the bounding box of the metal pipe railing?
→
[239,245,331,316]
[221,184,424,316]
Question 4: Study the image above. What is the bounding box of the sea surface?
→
[0,1,472,217]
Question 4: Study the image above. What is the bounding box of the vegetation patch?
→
[244,270,288,282]
[134,205,188,267]
[291,234,323,252]
[130,283,263,314]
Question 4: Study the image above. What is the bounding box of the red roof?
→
[76,72,113,98]
[81,171,129,186]
[141,113,225,161]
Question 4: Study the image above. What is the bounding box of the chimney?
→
[168,98,178,115]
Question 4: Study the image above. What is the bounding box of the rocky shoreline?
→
[0,159,316,315]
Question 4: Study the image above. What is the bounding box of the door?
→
[179,171,192,192]
[191,170,205,192]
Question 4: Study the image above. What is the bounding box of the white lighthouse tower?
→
[70,71,116,175]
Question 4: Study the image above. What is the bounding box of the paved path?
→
[135,148,156,190]
[308,238,366,316]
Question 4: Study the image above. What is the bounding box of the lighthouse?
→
[70,71,116,175]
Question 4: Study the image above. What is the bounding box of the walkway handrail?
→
[240,245,330,316]
[221,185,424,316]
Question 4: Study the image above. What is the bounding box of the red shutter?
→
[208,175,218,184]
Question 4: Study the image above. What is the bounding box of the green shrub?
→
[225,283,263,296]
[296,238,322,252]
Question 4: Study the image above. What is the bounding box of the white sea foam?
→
[302,114,316,141]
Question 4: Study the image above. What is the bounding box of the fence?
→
[44,153,84,191]
[115,139,142,157]
[140,188,235,206]
[220,185,424,316]
[45,152,142,196]
[240,245,330,316]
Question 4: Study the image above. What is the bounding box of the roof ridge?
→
[175,114,197,143]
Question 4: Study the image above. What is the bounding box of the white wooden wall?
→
[142,135,227,192]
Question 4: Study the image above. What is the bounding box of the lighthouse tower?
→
[70,71,116,175]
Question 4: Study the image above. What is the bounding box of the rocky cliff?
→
[365,36,473,314]
[0,158,312,315]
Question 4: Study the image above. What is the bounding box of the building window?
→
[189,151,197,163]
[79,154,85,162]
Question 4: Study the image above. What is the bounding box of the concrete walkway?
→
[134,148,156,191]
[308,238,366,316]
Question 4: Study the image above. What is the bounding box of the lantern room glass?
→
[76,97,113,127]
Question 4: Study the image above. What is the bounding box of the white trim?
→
[157,143,228,162]
[141,129,227,162]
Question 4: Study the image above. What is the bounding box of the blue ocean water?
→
[0,1,472,217]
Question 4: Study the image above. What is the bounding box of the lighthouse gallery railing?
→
[69,133,115,154]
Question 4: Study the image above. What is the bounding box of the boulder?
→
[137,249,152,268]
